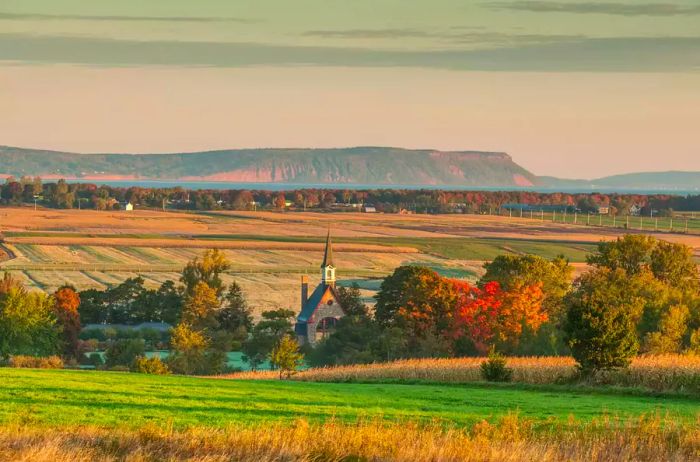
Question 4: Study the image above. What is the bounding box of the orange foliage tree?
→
[53,285,81,360]
[451,280,547,354]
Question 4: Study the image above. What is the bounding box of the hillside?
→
[542,171,700,191]
[0,146,539,187]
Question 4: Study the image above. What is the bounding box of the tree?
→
[481,254,572,319]
[564,268,644,374]
[182,281,221,332]
[53,286,81,360]
[242,309,295,370]
[0,286,60,360]
[337,283,368,318]
[167,323,212,375]
[270,335,304,379]
[181,249,230,296]
[218,282,253,349]
[587,235,657,276]
[642,304,689,354]
[650,241,699,292]
[374,266,456,349]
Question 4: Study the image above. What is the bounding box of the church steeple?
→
[321,226,336,286]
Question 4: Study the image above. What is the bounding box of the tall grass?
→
[228,355,700,393]
[1,414,698,461]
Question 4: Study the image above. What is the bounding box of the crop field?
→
[1,207,698,316]
[231,355,700,394]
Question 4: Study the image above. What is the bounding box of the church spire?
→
[321,226,336,286]
[321,226,334,268]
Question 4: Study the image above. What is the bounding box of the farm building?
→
[125,202,134,211]
[295,229,346,345]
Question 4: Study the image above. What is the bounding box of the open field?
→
[1,207,698,315]
[1,369,698,429]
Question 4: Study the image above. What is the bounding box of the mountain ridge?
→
[0,145,538,187]
[1,145,698,190]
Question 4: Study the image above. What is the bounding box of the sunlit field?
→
[229,355,700,394]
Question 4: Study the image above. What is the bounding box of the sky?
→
[1,0,699,179]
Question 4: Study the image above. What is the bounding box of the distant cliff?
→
[0,146,540,187]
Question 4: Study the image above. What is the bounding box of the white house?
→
[125,202,134,211]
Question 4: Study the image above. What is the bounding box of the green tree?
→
[337,283,369,318]
[587,235,657,276]
[270,335,304,379]
[242,309,295,370]
[218,282,253,350]
[564,268,644,374]
[650,241,699,292]
[0,287,60,360]
[642,304,690,354]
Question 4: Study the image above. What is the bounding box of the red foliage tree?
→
[450,280,547,354]
[53,286,82,360]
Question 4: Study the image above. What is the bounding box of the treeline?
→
[2,177,700,214]
[1,236,699,376]
[310,235,700,374]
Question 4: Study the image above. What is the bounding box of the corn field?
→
[228,355,700,393]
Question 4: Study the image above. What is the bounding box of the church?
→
[295,229,346,345]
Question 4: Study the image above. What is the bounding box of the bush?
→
[134,356,170,375]
[9,355,64,369]
[104,338,145,370]
[480,350,512,382]
[87,352,104,368]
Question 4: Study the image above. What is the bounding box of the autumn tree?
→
[182,281,221,332]
[53,285,81,360]
[181,249,230,296]
[167,323,212,375]
[451,280,547,355]
[481,254,572,319]
[374,266,457,352]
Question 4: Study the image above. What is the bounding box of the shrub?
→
[9,355,64,369]
[134,356,170,375]
[480,350,513,382]
[104,338,145,370]
[87,352,104,368]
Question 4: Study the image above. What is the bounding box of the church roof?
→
[298,284,333,323]
[321,228,334,268]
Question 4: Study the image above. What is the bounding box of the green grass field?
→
[1,369,698,429]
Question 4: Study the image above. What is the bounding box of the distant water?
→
[64,180,698,195]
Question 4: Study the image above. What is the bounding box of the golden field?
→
[1,206,698,316]
[228,355,700,393]
[2,414,699,462]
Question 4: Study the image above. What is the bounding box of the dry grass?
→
[1,414,699,461]
[227,355,700,393]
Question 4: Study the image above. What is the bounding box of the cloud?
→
[303,29,432,39]
[489,1,700,16]
[0,33,698,72]
[303,28,584,46]
[0,12,256,23]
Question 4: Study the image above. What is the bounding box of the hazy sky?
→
[1,0,699,178]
